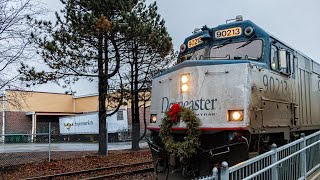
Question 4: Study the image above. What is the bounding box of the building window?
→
[117,111,124,121]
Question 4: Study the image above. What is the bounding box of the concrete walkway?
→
[307,168,320,180]
[0,141,148,153]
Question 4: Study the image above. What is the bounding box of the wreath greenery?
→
[159,104,201,158]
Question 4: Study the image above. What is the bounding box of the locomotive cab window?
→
[289,53,295,76]
[178,48,206,62]
[279,49,288,74]
[270,45,279,70]
[281,51,293,75]
[270,44,291,75]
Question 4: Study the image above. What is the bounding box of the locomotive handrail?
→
[209,147,230,157]
[261,97,290,104]
[199,142,247,155]
[205,70,229,75]
[158,77,172,83]
[145,137,165,153]
[201,54,231,59]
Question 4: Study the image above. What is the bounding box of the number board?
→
[215,27,242,39]
[188,36,203,48]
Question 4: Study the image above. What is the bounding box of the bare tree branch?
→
[0,0,42,90]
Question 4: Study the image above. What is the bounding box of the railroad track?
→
[24,161,154,180]
[82,166,154,180]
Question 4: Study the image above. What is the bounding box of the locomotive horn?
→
[201,30,211,40]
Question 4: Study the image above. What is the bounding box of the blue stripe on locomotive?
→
[155,20,308,78]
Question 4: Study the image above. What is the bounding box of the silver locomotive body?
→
[149,62,251,131]
[147,18,320,179]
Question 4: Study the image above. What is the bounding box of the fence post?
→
[106,127,108,155]
[220,161,229,180]
[212,167,218,179]
[48,122,51,162]
[271,143,278,180]
[31,112,35,143]
[300,133,306,179]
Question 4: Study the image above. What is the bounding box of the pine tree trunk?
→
[132,88,140,149]
[132,123,140,149]
[98,34,107,155]
[131,45,140,150]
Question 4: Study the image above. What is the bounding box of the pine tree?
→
[20,0,137,155]
[120,0,174,149]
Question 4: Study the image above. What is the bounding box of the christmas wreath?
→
[159,104,201,158]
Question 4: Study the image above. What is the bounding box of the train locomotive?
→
[146,16,320,179]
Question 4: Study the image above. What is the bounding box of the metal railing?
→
[197,130,320,180]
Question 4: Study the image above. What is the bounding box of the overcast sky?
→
[35,0,320,95]
[154,0,320,61]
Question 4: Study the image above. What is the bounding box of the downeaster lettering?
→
[161,97,217,113]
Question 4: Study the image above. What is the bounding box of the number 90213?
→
[215,27,242,39]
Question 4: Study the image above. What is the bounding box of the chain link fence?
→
[0,122,136,168]
[0,132,50,168]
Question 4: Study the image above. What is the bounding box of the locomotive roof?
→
[155,19,320,79]
[183,20,319,65]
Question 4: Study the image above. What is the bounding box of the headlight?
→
[150,114,157,123]
[181,84,189,92]
[232,112,241,120]
[181,75,189,83]
[180,73,190,93]
[228,110,244,121]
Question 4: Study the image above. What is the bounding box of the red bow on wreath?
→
[168,104,180,122]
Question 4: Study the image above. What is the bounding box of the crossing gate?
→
[196,131,320,180]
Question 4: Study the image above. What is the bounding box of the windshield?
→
[179,39,263,62]
[210,40,263,60]
[179,48,206,62]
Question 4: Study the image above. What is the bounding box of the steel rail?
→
[82,167,155,180]
[23,160,153,180]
